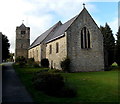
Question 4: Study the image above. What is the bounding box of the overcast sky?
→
[0,0,119,53]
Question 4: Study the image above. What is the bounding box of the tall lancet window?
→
[81,27,90,49]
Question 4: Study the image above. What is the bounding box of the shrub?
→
[32,72,76,97]
[32,72,64,96]
[27,58,40,68]
[27,58,35,66]
[60,57,70,72]
[41,58,49,68]
[15,56,26,67]
[33,62,40,68]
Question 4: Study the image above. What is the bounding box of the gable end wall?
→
[67,9,104,72]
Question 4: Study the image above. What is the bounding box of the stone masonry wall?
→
[67,9,104,72]
[28,45,41,62]
[46,36,67,69]
[15,26,30,60]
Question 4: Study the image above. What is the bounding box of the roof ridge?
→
[45,8,89,43]
[41,21,61,36]
[64,15,78,31]
[65,8,87,31]
[29,21,62,49]
[45,15,78,43]
[41,21,62,43]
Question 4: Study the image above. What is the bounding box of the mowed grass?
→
[14,65,119,103]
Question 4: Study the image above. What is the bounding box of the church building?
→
[23,6,104,72]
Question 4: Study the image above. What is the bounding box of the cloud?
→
[0,0,34,53]
[0,0,95,53]
[0,0,118,53]
[109,18,118,33]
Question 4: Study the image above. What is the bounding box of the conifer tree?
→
[115,26,120,66]
[100,23,115,67]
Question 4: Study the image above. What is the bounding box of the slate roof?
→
[29,8,91,49]
[29,21,62,49]
[45,15,78,43]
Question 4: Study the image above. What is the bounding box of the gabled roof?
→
[29,21,62,49]
[45,15,78,43]
[45,7,98,43]
[29,7,96,48]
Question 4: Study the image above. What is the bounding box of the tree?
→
[8,53,14,62]
[115,26,120,66]
[16,56,26,67]
[2,33,10,61]
[60,57,70,72]
[100,23,115,67]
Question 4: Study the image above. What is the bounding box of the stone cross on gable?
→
[22,20,24,24]
[83,3,85,8]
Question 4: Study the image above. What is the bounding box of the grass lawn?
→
[14,65,119,103]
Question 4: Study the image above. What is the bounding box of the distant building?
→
[28,7,104,72]
[15,23,30,60]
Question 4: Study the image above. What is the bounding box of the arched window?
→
[81,27,90,49]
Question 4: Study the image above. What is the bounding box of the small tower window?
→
[56,42,59,53]
[21,44,23,48]
[81,27,90,49]
[49,45,52,54]
[21,31,26,34]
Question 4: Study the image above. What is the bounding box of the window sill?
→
[81,48,92,50]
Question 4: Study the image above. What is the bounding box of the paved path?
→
[2,62,34,103]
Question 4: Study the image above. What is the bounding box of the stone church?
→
[15,7,104,72]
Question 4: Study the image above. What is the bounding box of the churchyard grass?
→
[14,64,119,103]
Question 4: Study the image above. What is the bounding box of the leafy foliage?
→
[2,33,10,61]
[32,72,76,97]
[100,23,115,67]
[33,62,40,68]
[8,53,14,62]
[40,58,49,68]
[60,57,70,72]
[15,56,26,67]
[115,26,120,66]
[27,58,39,67]
[33,72,64,95]
[27,58,35,65]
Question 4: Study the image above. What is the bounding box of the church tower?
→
[15,23,30,60]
